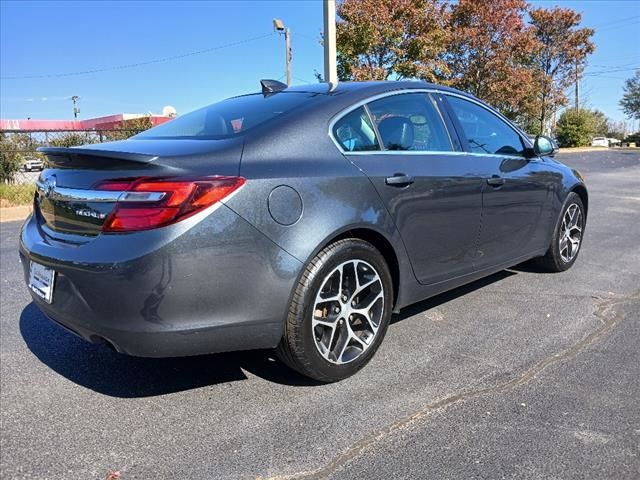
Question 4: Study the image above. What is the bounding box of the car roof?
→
[241,80,477,104]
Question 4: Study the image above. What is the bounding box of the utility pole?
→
[273,19,291,86]
[323,0,338,84]
[70,95,80,119]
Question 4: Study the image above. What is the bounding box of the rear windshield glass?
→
[135,92,321,140]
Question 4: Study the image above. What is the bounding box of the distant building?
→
[0,113,173,132]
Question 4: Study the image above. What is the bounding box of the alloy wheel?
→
[559,203,583,263]
[312,260,384,365]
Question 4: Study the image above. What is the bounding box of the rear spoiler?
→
[38,147,158,169]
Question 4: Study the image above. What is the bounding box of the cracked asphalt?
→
[1,150,639,479]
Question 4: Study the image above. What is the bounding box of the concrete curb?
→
[0,205,31,223]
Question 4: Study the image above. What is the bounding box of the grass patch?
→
[0,183,35,207]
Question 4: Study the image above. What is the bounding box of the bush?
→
[555,109,597,147]
[623,131,640,144]
[0,133,28,183]
[0,183,35,206]
[49,132,88,148]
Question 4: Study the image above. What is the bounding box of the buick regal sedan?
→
[20,80,587,382]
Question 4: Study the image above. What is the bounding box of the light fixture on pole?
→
[273,18,291,86]
[70,95,80,119]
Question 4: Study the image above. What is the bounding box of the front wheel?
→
[536,192,585,272]
[277,239,393,382]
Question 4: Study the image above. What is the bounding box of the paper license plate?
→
[29,261,55,304]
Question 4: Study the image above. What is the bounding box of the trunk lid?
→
[35,139,243,238]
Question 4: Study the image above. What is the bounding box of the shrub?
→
[555,109,597,147]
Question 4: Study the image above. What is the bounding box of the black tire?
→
[535,192,585,272]
[277,238,394,382]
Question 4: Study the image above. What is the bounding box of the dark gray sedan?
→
[20,81,587,382]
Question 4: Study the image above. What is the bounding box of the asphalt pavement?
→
[1,150,638,479]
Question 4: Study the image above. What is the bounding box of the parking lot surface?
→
[1,150,639,479]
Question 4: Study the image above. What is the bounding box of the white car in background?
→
[22,157,45,172]
[591,137,609,147]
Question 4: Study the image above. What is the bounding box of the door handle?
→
[486,175,505,187]
[385,173,414,187]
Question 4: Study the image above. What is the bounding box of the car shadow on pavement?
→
[391,270,516,324]
[20,269,517,398]
[19,303,322,397]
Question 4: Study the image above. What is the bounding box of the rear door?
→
[334,92,484,285]
[443,95,552,268]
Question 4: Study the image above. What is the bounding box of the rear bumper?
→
[19,203,303,357]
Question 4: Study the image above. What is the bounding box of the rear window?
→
[135,92,321,140]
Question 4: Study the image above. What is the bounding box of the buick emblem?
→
[43,174,56,199]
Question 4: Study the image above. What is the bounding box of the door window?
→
[367,93,453,152]
[332,106,380,152]
[446,95,525,156]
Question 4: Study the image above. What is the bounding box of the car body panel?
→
[20,202,302,356]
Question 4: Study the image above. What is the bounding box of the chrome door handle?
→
[487,175,505,187]
[385,173,414,187]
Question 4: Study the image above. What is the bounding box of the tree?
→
[606,120,627,140]
[620,70,640,120]
[103,116,153,141]
[335,0,450,81]
[445,0,540,125]
[555,108,597,147]
[591,109,609,137]
[0,133,31,183]
[529,7,595,134]
[49,132,88,147]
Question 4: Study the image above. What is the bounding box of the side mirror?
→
[533,135,557,157]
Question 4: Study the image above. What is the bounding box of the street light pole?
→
[323,0,337,84]
[70,95,80,119]
[273,19,292,86]
[285,27,291,86]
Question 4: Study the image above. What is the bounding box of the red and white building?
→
[0,113,173,132]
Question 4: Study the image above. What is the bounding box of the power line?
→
[595,18,640,32]
[591,14,640,28]
[585,66,640,76]
[1,32,276,80]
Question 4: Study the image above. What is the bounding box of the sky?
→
[0,0,638,124]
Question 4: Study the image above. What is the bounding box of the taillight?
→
[95,176,245,232]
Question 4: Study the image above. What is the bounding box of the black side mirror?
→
[533,135,557,157]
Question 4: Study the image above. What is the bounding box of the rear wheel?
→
[536,192,585,272]
[277,239,393,382]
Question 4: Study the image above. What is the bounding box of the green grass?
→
[0,183,35,206]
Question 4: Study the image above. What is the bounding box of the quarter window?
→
[333,107,380,152]
[367,93,453,152]
[446,95,525,156]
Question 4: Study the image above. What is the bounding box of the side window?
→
[367,93,453,152]
[446,95,525,156]
[333,107,380,152]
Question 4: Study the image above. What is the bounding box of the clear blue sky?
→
[1,0,638,123]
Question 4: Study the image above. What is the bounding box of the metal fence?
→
[1,129,142,184]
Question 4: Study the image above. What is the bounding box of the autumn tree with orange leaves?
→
[445,0,540,126]
[335,0,595,133]
[336,0,450,82]
[529,7,595,134]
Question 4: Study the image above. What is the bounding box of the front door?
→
[334,93,483,285]
[443,95,551,268]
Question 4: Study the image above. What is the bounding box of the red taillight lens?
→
[96,176,245,232]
